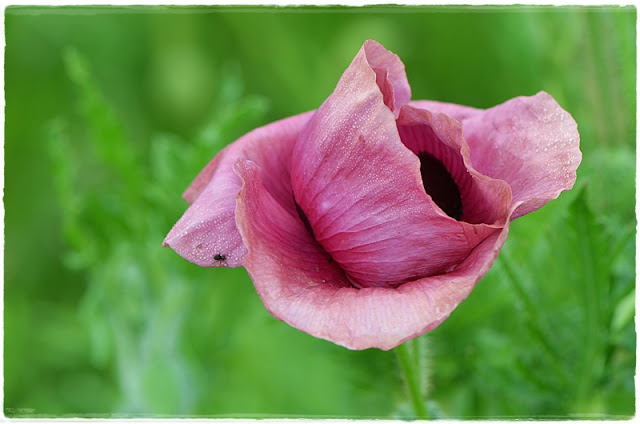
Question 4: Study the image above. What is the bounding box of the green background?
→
[4,5,636,419]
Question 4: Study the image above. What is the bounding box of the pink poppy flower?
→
[164,40,581,350]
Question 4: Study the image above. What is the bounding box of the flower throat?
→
[418,152,463,220]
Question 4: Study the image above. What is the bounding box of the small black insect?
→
[214,253,226,261]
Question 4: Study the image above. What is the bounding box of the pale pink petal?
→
[236,156,513,350]
[164,165,246,267]
[163,111,314,267]
[290,41,505,289]
[461,92,581,219]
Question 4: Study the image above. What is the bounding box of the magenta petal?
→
[461,92,581,219]
[163,111,313,267]
[236,156,513,350]
[363,39,411,116]
[290,41,504,288]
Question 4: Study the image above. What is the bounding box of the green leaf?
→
[611,288,635,334]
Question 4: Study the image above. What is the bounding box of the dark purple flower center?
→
[418,151,463,220]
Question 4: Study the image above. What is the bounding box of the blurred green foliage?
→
[4,5,635,419]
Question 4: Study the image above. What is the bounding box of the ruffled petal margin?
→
[461,92,581,219]
[412,93,581,219]
[364,40,411,117]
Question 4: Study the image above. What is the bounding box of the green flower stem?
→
[395,341,430,420]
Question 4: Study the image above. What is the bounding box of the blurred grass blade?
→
[46,118,98,268]
[63,47,142,185]
[568,185,611,409]
[611,288,634,334]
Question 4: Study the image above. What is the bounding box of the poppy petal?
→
[163,111,314,267]
[396,104,512,225]
[364,39,411,117]
[291,41,505,288]
[461,92,581,219]
[236,155,514,350]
